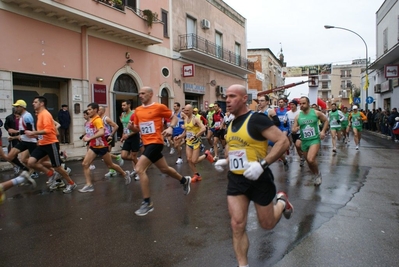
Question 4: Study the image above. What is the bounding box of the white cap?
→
[395,117,399,121]
[352,105,358,110]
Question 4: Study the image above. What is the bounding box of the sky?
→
[223,0,384,67]
[223,0,385,99]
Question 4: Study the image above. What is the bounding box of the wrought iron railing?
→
[94,0,161,23]
[179,34,254,72]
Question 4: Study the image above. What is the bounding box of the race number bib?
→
[331,119,338,126]
[86,128,95,137]
[37,135,43,140]
[228,150,248,171]
[140,121,156,135]
[214,121,221,128]
[353,120,361,127]
[186,131,194,139]
[303,125,316,138]
[123,127,130,134]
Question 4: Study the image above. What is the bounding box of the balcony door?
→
[215,32,223,59]
[186,17,196,49]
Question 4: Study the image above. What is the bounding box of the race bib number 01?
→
[140,121,156,135]
[228,150,248,171]
[303,125,316,138]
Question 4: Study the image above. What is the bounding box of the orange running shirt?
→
[133,103,172,145]
[36,109,59,145]
[85,115,108,148]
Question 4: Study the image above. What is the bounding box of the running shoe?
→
[116,155,124,166]
[13,166,20,175]
[191,174,202,183]
[63,183,77,194]
[124,171,131,185]
[300,157,305,167]
[182,176,191,195]
[0,184,5,205]
[66,167,71,175]
[276,191,294,219]
[213,156,219,162]
[170,147,175,155]
[283,160,289,171]
[21,171,37,189]
[31,172,40,179]
[355,145,359,150]
[314,173,322,186]
[204,150,214,163]
[105,169,117,178]
[78,184,94,193]
[135,201,154,216]
[210,147,214,153]
[176,158,183,164]
[89,165,96,170]
[200,144,205,152]
[49,180,66,191]
[332,148,337,153]
[129,171,140,181]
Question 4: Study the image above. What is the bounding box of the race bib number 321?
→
[140,121,156,135]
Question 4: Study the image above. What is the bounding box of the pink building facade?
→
[0,0,252,146]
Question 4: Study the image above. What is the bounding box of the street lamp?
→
[324,25,369,110]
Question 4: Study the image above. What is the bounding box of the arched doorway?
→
[113,74,139,138]
[160,87,169,108]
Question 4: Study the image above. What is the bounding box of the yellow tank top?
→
[185,116,201,146]
[226,112,268,175]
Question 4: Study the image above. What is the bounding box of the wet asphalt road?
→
[0,131,398,267]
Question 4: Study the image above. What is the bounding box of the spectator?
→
[58,104,71,144]
[388,108,398,140]
[392,117,399,142]
[4,109,20,153]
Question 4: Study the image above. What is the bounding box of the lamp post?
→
[324,25,369,110]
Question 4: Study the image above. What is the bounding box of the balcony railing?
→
[94,0,162,23]
[179,34,254,72]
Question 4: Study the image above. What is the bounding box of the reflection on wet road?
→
[0,132,396,266]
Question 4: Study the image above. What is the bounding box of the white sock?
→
[12,176,25,186]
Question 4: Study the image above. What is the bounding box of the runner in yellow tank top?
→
[175,104,213,182]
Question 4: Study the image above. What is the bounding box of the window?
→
[215,32,223,59]
[186,16,196,49]
[340,70,351,78]
[126,0,137,11]
[161,10,168,37]
[383,28,388,53]
[322,81,328,89]
[235,42,241,65]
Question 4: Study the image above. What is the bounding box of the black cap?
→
[289,99,299,105]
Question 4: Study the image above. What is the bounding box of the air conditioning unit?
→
[201,19,211,29]
[216,85,226,96]
[374,84,381,94]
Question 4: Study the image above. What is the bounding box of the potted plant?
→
[142,9,156,28]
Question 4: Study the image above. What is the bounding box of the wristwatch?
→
[259,159,269,170]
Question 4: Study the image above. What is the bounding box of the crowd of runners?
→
[0,85,383,267]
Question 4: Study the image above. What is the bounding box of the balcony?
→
[178,34,254,77]
[1,0,163,45]
[340,74,352,78]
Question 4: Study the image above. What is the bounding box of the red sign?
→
[182,64,194,77]
[385,65,399,79]
[93,84,107,105]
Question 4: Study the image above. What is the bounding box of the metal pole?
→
[324,25,369,110]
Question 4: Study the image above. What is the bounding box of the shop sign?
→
[183,83,205,94]
[93,84,107,105]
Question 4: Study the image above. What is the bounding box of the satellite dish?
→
[210,80,216,86]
